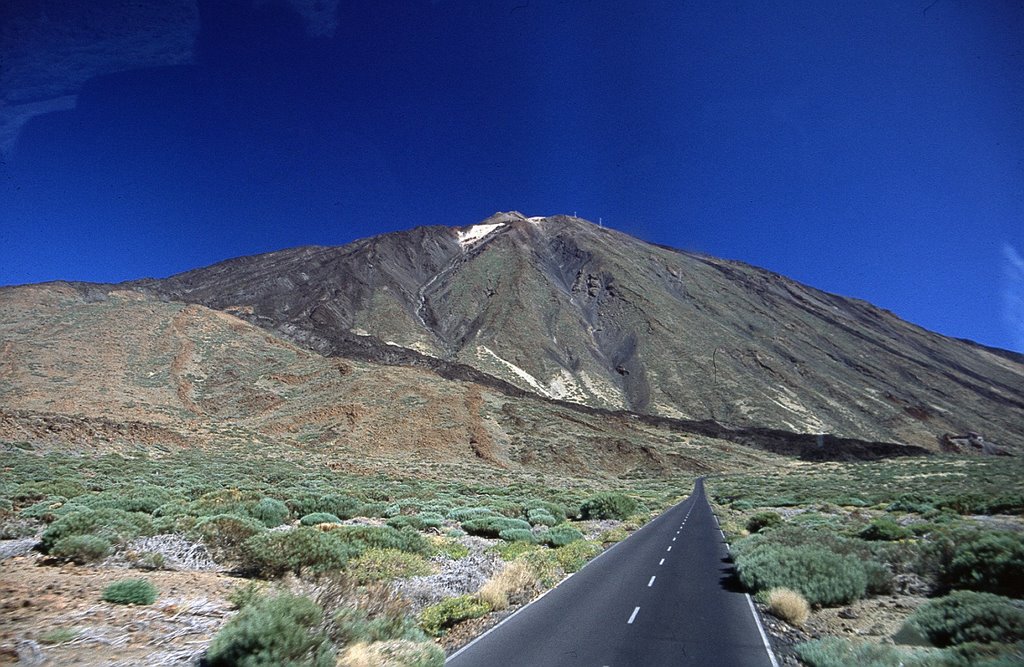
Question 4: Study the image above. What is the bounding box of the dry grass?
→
[477,560,537,610]
[766,587,810,626]
[337,640,443,666]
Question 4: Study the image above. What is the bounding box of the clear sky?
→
[1,0,1022,352]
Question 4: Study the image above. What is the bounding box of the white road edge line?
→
[628,606,640,624]
[745,593,781,667]
[445,492,695,664]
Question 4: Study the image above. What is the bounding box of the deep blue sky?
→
[2,0,1023,352]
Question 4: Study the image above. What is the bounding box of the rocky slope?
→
[0,282,785,478]
[113,213,1023,453]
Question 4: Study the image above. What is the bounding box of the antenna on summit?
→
[599,217,603,227]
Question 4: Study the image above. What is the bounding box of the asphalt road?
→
[446,478,778,667]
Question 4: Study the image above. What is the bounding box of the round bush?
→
[543,525,584,548]
[102,579,157,605]
[205,593,333,667]
[579,493,638,520]
[241,527,357,577]
[498,528,538,543]
[945,531,1024,597]
[526,509,558,527]
[461,516,531,538]
[736,545,867,606]
[858,517,912,541]
[299,512,343,526]
[907,590,1024,647]
[250,498,289,528]
[51,535,112,564]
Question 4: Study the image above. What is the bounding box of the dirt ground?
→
[0,551,242,666]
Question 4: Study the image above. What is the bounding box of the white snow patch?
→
[477,346,551,397]
[526,216,546,223]
[457,223,505,247]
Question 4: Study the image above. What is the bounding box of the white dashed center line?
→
[667,546,672,551]
[659,558,665,565]
[648,576,656,587]
[628,606,640,624]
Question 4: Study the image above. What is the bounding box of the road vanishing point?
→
[447,478,779,667]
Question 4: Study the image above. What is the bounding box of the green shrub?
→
[300,512,343,526]
[346,548,433,584]
[796,638,948,667]
[736,545,867,606]
[241,528,357,577]
[859,517,912,541]
[906,591,1024,647]
[205,593,333,667]
[525,500,567,523]
[579,492,638,520]
[333,606,426,644]
[498,528,538,543]
[193,514,266,562]
[40,508,153,552]
[328,525,430,555]
[227,582,266,610]
[18,497,71,522]
[102,579,157,605]
[78,485,178,514]
[554,540,602,573]
[287,493,361,520]
[461,516,531,538]
[447,507,496,522]
[250,498,290,527]
[51,535,112,564]
[543,525,584,547]
[419,595,490,636]
[418,512,444,529]
[386,515,425,531]
[526,509,558,527]
[746,512,783,533]
[191,488,261,517]
[945,531,1024,597]
[863,560,895,595]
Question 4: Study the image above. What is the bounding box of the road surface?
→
[447,478,778,667]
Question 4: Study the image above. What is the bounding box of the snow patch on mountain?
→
[457,223,505,247]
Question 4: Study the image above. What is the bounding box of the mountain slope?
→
[1,283,783,478]
[123,213,1023,452]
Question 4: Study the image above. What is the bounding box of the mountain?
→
[1,282,789,480]
[109,212,1022,453]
